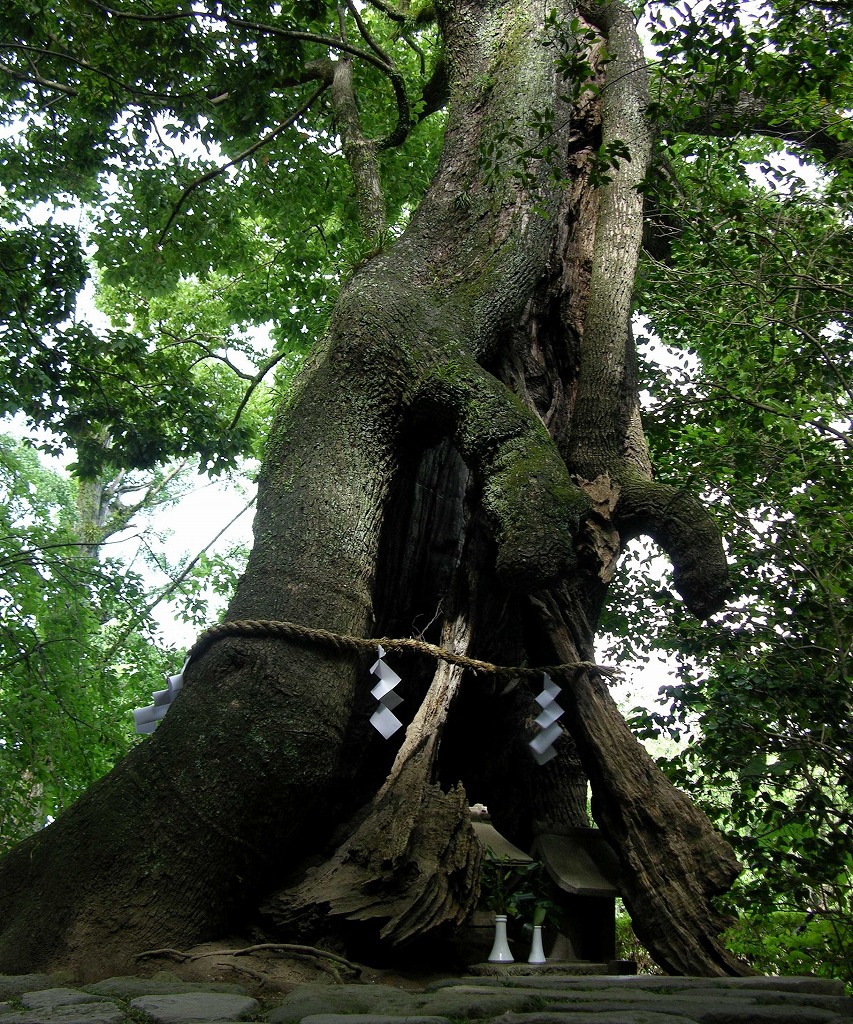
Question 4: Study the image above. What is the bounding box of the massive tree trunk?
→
[0,0,746,979]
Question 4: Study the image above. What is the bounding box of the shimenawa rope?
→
[185,617,616,682]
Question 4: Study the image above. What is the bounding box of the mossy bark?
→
[0,0,745,979]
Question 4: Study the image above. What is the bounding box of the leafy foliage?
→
[0,435,170,851]
[725,907,853,991]
[601,0,853,981]
[0,0,444,477]
[477,854,555,922]
[0,0,443,856]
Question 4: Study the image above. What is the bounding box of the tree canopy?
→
[0,0,851,986]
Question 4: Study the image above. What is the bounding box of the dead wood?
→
[262,613,482,944]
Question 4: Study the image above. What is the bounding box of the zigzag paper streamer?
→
[369,644,404,738]
[529,672,564,765]
[132,658,189,735]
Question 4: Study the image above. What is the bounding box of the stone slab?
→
[482,975,846,995]
[466,963,615,979]
[722,978,847,996]
[411,988,550,1018]
[0,979,74,1001]
[3,969,851,1024]
[85,980,247,1000]
[697,1008,845,1023]
[21,990,112,1011]
[651,989,853,1014]
[267,985,418,1023]
[493,1015,697,1024]
[0,1004,126,1024]
[129,994,260,1024]
[498,1001,848,1024]
[556,1000,841,1021]
[300,1016,449,1024]
[529,989,680,1005]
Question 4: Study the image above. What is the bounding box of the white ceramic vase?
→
[527,924,546,964]
[487,914,514,962]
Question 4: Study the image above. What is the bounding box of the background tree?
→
[0,426,257,853]
[0,433,168,849]
[608,126,853,985]
[0,0,849,983]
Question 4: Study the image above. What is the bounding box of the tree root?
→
[219,961,268,987]
[135,942,361,981]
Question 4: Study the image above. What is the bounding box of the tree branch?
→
[418,56,449,119]
[0,58,77,96]
[670,90,853,166]
[80,0,395,74]
[0,42,198,104]
[156,84,328,247]
[361,0,409,22]
[216,13,397,78]
[102,460,193,540]
[227,349,295,433]
[567,0,653,476]
[344,0,412,150]
[331,57,387,237]
[701,381,852,450]
[616,474,730,618]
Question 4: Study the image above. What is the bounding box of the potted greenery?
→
[479,854,555,963]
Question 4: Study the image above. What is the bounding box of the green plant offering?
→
[479,853,560,925]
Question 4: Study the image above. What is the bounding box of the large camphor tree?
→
[0,0,849,981]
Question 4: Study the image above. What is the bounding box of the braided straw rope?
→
[185,617,616,682]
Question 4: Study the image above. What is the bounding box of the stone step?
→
[0,972,849,1024]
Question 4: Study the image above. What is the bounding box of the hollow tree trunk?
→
[0,0,746,979]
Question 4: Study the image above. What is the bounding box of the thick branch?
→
[416,358,589,590]
[671,90,853,167]
[362,0,409,22]
[418,56,448,119]
[343,0,413,151]
[331,59,387,238]
[568,1,653,476]
[564,6,730,619]
[617,474,730,618]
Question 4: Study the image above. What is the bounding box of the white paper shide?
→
[369,645,404,739]
[132,658,190,734]
[529,672,564,764]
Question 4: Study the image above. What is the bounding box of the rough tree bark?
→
[0,0,747,979]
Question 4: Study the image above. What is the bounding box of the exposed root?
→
[219,960,268,987]
[135,942,361,980]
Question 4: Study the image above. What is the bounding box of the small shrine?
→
[467,808,633,974]
[532,823,621,964]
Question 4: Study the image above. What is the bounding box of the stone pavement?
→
[0,972,850,1024]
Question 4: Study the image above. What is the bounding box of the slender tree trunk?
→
[0,0,747,979]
